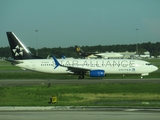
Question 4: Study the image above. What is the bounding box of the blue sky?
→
[1,0,160,48]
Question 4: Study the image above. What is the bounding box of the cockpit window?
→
[146,63,152,65]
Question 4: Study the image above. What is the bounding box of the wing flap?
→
[66,66,90,73]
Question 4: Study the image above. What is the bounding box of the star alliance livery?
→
[6,32,158,79]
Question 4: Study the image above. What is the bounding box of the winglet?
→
[52,56,61,69]
[61,55,66,59]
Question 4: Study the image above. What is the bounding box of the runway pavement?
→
[0,110,160,120]
[0,106,160,120]
[0,78,160,86]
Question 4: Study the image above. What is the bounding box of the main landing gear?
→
[78,74,84,79]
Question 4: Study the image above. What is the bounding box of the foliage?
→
[1,42,160,58]
[0,84,160,106]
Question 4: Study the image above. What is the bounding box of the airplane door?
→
[32,62,36,70]
[29,61,36,70]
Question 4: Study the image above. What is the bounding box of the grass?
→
[0,72,159,79]
[0,83,160,106]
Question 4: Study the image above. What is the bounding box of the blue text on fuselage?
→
[60,60,135,68]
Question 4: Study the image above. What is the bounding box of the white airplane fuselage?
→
[14,59,158,76]
[86,53,123,59]
[96,53,123,58]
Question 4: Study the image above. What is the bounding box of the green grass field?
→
[0,84,160,106]
[0,59,160,107]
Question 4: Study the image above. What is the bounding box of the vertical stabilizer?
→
[6,32,42,60]
[75,45,84,55]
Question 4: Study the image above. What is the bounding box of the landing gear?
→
[78,74,84,79]
[141,76,143,79]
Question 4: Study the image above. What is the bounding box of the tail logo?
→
[12,45,24,56]
[76,47,81,52]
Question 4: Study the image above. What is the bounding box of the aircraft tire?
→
[78,75,84,79]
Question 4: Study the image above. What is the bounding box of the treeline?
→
[0,42,160,58]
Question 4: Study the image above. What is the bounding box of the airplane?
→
[75,45,123,59]
[6,32,158,79]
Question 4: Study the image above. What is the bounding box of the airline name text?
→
[60,60,135,68]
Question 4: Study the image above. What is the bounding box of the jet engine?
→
[89,70,105,77]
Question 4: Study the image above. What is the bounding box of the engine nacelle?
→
[89,70,105,77]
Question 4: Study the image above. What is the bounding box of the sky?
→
[1,0,160,49]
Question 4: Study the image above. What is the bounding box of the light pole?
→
[35,30,38,56]
[135,29,139,55]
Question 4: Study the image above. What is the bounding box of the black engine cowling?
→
[89,70,105,77]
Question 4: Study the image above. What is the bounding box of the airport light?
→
[135,29,139,55]
[35,30,38,56]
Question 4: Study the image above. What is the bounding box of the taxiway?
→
[0,78,160,86]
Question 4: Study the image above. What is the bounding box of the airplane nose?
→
[153,65,158,72]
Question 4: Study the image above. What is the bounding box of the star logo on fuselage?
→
[12,45,24,56]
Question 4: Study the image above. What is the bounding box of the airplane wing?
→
[66,66,90,73]
[52,56,91,74]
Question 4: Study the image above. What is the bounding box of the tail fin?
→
[6,32,43,60]
[75,45,84,55]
